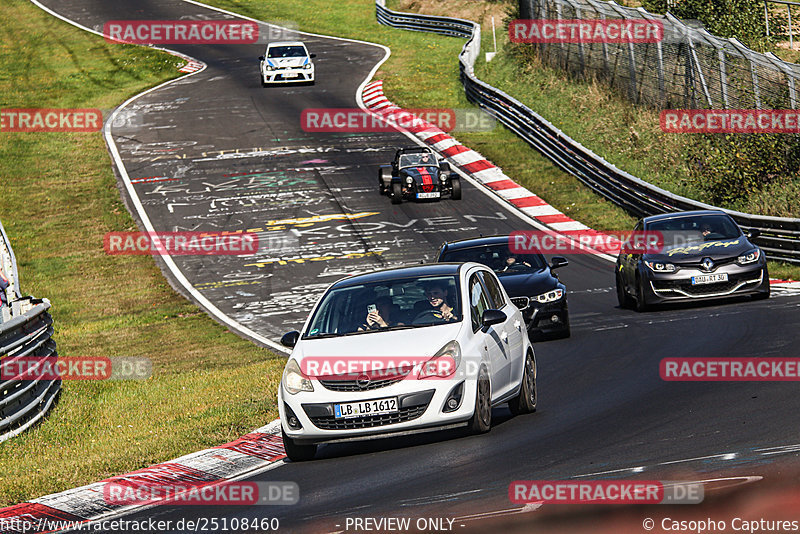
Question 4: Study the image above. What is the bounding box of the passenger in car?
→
[358,296,402,330]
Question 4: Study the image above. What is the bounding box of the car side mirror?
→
[310,53,317,58]
[747,229,761,239]
[280,331,300,348]
[259,56,265,61]
[551,256,569,269]
[481,309,506,331]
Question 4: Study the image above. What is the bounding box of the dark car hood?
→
[646,237,754,262]
[400,166,440,183]
[496,270,558,297]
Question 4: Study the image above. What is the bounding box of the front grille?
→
[320,374,407,392]
[673,257,736,271]
[308,405,427,430]
[652,273,760,297]
[511,296,530,310]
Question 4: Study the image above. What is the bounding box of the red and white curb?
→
[178,59,205,73]
[0,421,284,532]
[361,80,799,289]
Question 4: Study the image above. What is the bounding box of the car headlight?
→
[303,63,312,70]
[419,341,461,379]
[406,177,413,185]
[535,288,563,303]
[645,261,676,273]
[282,359,313,394]
[737,249,761,265]
[266,65,275,71]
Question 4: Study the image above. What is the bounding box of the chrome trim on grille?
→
[511,296,530,310]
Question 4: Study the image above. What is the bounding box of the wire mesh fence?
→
[518,0,800,110]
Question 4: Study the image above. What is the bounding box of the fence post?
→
[607,1,639,104]
[718,47,730,108]
[688,38,714,107]
[568,0,586,77]
[729,38,762,108]
[764,51,798,107]
[638,7,666,106]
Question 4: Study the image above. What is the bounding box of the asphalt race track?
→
[34,0,800,532]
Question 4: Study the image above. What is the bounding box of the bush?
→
[641,0,784,50]
[685,132,800,205]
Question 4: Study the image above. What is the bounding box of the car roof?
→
[643,210,728,224]
[267,41,307,48]
[440,235,510,251]
[331,263,467,289]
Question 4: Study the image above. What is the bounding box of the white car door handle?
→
[501,331,508,343]
[513,320,521,331]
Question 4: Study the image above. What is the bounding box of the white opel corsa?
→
[277,263,537,461]
[259,41,315,85]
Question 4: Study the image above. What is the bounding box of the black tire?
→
[616,272,633,309]
[391,182,403,205]
[282,429,317,462]
[509,351,537,415]
[635,275,649,312]
[451,176,462,200]
[261,77,267,87]
[468,368,492,434]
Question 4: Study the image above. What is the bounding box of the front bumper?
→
[511,296,569,337]
[644,262,768,304]
[262,67,314,83]
[279,377,477,444]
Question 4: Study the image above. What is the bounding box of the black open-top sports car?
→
[616,210,770,311]
[379,147,461,204]
[437,235,570,339]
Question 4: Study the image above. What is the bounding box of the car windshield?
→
[267,46,307,58]
[399,153,436,168]
[647,214,742,245]
[303,275,461,338]
[440,244,547,274]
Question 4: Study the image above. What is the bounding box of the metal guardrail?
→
[0,221,60,442]
[375,0,800,265]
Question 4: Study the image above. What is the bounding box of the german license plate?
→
[284,73,298,78]
[691,273,728,285]
[334,397,398,419]
[416,192,440,199]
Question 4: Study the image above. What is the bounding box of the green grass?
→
[0,0,285,505]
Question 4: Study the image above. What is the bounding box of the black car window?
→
[479,271,506,309]
[440,244,546,273]
[469,274,491,332]
[647,214,742,241]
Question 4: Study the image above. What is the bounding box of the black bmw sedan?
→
[436,235,570,339]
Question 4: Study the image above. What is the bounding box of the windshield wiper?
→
[304,332,344,340]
